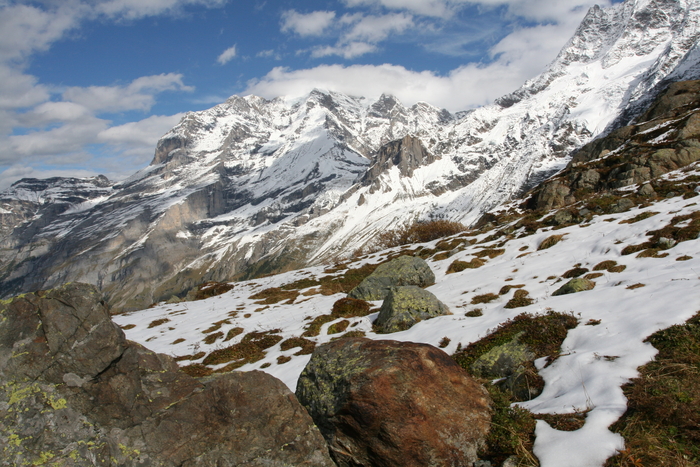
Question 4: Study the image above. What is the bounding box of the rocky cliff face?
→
[1,0,699,311]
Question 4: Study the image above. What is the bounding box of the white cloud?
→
[98,113,184,147]
[343,12,413,43]
[62,73,193,112]
[245,16,586,113]
[342,0,458,18]
[311,42,377,59]
[217,44,237,64]
[94,0,229,20]
[281,10,336,36]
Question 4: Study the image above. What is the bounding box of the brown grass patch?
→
[504,289,534,309]
[203,330,282,367]
[120,324,136,330]
[438,337,451,348]
[249,287,299,304]
[377,220,467,249]
[471,293,499,304]
[584,273,604,280]
[277,356,292,365]
[328,320,350,335]
[620,211,659,224]
[621,243,653,255]
[280,337,316,355]
[562,267,589,278]
[223,327,244,342]
[188,281,234,301]
[446,258,485,273]
[538,234,565,250]
[148,318,170,328]
[203,332,224,345]
[499,284,525,295]
[626,283,646,290]
[677,255,693,261]
[474,248,505,259]
[202,319,231,334]
[171,338,185,344]
[332,297,372,317]
[174,351,206,362]
[180,363,213,377]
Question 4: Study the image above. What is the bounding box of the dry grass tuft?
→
[148,318,170,329]
[377,220,467,249]
[538,234,565,250]
[504,289,534,309]
[471,293,499,304]
[446,258,485,273]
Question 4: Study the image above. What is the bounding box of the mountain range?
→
[1,0,699,311]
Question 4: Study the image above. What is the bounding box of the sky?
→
[0,0,619,189]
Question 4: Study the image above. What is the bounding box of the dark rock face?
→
[0,283,334,466]
[361,135,437,192]
[348,255,436,301]
[375,286,451,333]
[527,80,700,212]
[296,338,492,467]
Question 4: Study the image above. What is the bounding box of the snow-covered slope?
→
[1,0,699,310]
[114,160,700,467]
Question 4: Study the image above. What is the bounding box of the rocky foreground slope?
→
[1,0,699,311]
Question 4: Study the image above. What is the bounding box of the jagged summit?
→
[0,0,698,311]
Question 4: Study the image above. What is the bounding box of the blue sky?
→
[0,0,617,189]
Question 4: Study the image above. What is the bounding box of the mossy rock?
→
[375,286,451,333]
[552,278,596,296]
[348,255,436,301]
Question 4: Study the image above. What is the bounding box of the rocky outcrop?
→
[361,135,437,192]
[527,80,700,212]
[296,338,492,467]
[374,286,451,333]
[348,255,436,301]
[0,283,334,466]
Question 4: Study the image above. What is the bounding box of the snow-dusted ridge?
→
[0,0,699,311]
[114,160,700,467]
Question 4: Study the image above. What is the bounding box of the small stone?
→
[657,237,677,249]
[638,183,656,197]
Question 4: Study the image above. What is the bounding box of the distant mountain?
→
[1,0,699,311]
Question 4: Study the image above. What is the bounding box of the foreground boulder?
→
[296,338,492,467]
[375,285,451,333]
[348,255,435,301]
[0,283,334,466]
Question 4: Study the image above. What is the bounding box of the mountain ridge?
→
[1,0,699,311]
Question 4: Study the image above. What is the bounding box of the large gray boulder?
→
[348,255,435,301]
[296,338,492,467]
[0,283,334,466]
[375,286,451,333]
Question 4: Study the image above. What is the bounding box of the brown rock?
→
[296,338,492,467]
